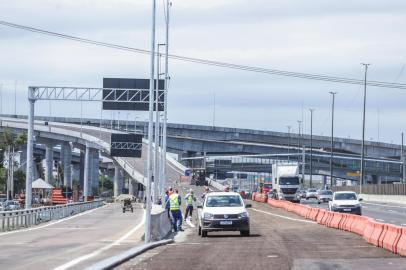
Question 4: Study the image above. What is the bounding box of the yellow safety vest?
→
[169,194,180,211]
[187,194,193,206]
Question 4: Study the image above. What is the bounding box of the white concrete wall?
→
[359,194,406,205]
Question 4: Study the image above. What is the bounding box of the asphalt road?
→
[301,199,406,226]
[117,199,406,270]
[0,203,145,270]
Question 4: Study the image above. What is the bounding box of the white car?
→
[328,191,362,215]
[197,192,251,237]
[306,189,318,199]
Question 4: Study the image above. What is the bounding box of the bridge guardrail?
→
[0,200,104,232]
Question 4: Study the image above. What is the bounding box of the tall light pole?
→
[154,43,165,202]
[329,91,337,188]
[402,132,405,183]
[309,108,315,188]
[146,0,157,244]
[286,125,291,161]
[134,116,139,133]
[126,113,130,132]
[161,0,171,204]
[297,120,302,155]
[360,63,370,194]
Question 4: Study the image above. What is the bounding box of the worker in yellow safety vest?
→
[169,189,183,232]
[184,189,196,221]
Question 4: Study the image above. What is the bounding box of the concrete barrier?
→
[150,205,172,241]
[359,194,406,206]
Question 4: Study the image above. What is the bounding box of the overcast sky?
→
[0,0,405,143]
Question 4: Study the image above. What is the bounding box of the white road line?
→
[362,202,406,209]
[53,209,146,270]
[376,219,385,222]
[0,204,109,237]
[401,224,406,226]
[251,208,316,224]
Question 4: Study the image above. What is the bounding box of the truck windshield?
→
[206,195,242,207]
[279,177,299,185]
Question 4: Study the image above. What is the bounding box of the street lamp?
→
[286,125,291,161]
[309,108,315,188]
[360,63,370,194]
[329,91,337,189]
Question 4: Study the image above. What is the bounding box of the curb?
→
[84,239,174,270]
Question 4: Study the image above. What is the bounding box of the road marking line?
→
[251,208,316,224]
[401,224,406,226]
[0,204,109,237]
[52,209,146,270]
[267,255,279,258]
[376,219,385,222]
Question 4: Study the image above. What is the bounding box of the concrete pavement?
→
[0,203,145,270]
[116,199,406,270]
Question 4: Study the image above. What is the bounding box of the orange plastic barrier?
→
[368,222,385,246]
[343,214,355,231]
[316,209,326,224]
[320,210,330,225]
[396,228,406,256]
[363,219,376,243]
[378,224,389,247]
[351,215,369,236]
[328,212,344,229]
[382,225,402,253]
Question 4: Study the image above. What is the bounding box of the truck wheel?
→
[201,230,208,237]
[131,208,133,213]
[198,226,201,236]
[318,201,321,204]
[123,208,125,213]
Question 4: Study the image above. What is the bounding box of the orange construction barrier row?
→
[256,198,406,257]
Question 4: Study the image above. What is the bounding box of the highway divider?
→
[250,197,406,257]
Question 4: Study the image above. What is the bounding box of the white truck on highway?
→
[271,163,301,203]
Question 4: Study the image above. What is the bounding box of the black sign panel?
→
[103,78,164,111]
[110,133,143,157]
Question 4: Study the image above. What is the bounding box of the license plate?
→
[220,221,232,225]
[343,208,351,212]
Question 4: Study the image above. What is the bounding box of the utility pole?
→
[402,132,405,183]
[360,63,370,194]
[286,125,291,161]
[297,120,302,156]
[309,108,315,188]
[146,0,157,244]
[212,91,216,127]
[329,92,337,188]
[14,81,17,115]
[161,0,171,204]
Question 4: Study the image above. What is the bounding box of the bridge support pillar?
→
[114,163,124,198]
[62,142,72,188]
[91,149,100,193]
[84,144,91,200]
[45,143,54,184]
[129,179,134,195]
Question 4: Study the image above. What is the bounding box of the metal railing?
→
[0,200,104,232]
[333,184,406,196]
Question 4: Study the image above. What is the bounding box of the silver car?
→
[305,189,318,199]
[317,190,333,204]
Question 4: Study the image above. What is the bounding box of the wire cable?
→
[1,20,406,89]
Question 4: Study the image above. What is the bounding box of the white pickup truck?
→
[197,192,251,237]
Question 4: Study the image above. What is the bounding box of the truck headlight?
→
[239,212,249,218]
[204,213,214,219]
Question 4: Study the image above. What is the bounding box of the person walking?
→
[169,189,183,232]
[201,186,210,200]
[164,190,170,219]
[184,189,196,221]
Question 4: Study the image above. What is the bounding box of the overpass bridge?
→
[0,117,186,203]
[9,115,401,183]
